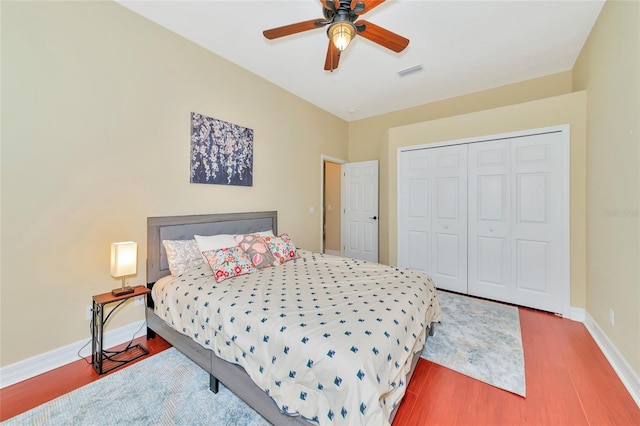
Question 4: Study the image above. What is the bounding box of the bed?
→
[146,211,441,425]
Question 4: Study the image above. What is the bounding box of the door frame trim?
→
[397,124,571,318]
[320,155,346,254]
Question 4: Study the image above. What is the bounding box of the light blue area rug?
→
[421,290,526,396]
[2,348,270,426]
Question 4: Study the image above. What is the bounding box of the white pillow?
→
[255,230,275,238]
[162,239,205,276]
[194,234,238,262]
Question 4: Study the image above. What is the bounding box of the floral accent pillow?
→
[264,233,297,265]
[162,239,205,276]
[234,234,277,269]
[202,247,254,283]
[194,234,237,262]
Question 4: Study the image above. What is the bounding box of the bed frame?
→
[146,211,430,425]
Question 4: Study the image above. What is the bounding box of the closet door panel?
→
[511,133,563,313]
[515,239,549,291]
[407,231,429,272]
[477,236,506,284]
[398,150,430,273]
[468,141,511,302]
[435,233,460,276]
[430,145,468,293]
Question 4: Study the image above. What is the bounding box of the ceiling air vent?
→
[397,65,423,77]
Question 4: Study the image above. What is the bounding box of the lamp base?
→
[112,286,135,296]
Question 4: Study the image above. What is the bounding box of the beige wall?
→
[0,2,347,366]
[323,162,342,252]
[572,0,640,374]
[2,0,638,387]
[387,92,587,310]
[348,71,573,265]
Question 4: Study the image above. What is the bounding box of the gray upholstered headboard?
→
[147,211,277,283]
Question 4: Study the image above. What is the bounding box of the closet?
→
[398,127,569,314]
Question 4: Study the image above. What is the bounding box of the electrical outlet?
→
[134,297,144,307]
[86,306,93,321]
[609,308,615,326]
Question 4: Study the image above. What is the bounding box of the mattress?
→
[152,250,442,425]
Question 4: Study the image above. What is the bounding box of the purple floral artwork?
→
[190,112,253,186]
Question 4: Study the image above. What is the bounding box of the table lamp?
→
[111,241,137,296]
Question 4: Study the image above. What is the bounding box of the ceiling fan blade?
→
[357,20,409,52]
[324,40,341,71]
[263,19,325,40]
[353,0,385,15]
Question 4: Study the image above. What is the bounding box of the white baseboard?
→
[0,320,146,389]
[324,249,341,256]
[584,312,640,408]
[570,307,586,322]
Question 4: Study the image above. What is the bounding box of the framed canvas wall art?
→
[190,112,253,186]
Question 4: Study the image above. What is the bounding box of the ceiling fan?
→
[263,0,409,71]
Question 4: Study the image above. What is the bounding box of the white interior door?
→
[342,160,379,262]
[430,145,468,293]
[398,149,430,272]
[398,146,467,293]
[510,133,563,313]
[468,140,512,302]
[468,132,564,313]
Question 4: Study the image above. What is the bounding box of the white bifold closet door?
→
[398,145,467,293]
[468,133,564,312]
[399,130,566,314]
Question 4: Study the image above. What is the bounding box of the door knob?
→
[489,227,494,232]
[369,216,377,220]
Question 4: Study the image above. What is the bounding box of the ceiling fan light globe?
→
[329,22,355,51]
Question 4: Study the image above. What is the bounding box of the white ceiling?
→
[118,0,604,122]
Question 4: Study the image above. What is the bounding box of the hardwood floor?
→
[394,308,640,425]
[1,309,639,425]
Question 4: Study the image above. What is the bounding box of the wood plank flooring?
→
[394,308,639,425]
[1,308,639,425]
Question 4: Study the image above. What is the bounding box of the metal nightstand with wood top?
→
[91,285,151,374]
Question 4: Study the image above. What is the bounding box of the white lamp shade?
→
[329,22,355,51]
[110,241,137,278]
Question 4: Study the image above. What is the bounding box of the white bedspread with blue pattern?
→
[153,250,442,425]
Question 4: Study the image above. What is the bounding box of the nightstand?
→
[91,285,151,374]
